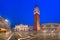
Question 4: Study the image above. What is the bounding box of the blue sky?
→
[0,0,58,28]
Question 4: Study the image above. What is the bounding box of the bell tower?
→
[33,5,40,31]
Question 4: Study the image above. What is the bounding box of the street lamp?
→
[5,19,9,22]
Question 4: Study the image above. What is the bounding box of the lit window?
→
[54,24,59,27]
[46,25,51,27]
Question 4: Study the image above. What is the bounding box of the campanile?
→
[33,6,40,31]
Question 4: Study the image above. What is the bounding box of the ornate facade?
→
[14,24,29,31]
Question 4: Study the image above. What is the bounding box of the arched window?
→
[54,24,59,27]
[46,24,51,27]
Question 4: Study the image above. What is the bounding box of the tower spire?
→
[34,5,40,15]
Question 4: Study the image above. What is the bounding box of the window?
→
[54,24,59,27]
[46,24,51,27]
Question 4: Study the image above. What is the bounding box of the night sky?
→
[0,0,58,28]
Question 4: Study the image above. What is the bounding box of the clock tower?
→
[33,5,40,31]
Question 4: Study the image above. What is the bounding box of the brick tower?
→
[33,6,40,31]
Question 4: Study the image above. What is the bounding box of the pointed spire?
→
[34,5,40,15]
[34,5,39,8]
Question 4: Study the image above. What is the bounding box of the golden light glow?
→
[0,28,7,33]
[0,28,6,31]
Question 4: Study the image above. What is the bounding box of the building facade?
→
[41,23,60,32]
[33,6,40,31]
[0,16,10,32]
[14,24,29,32]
